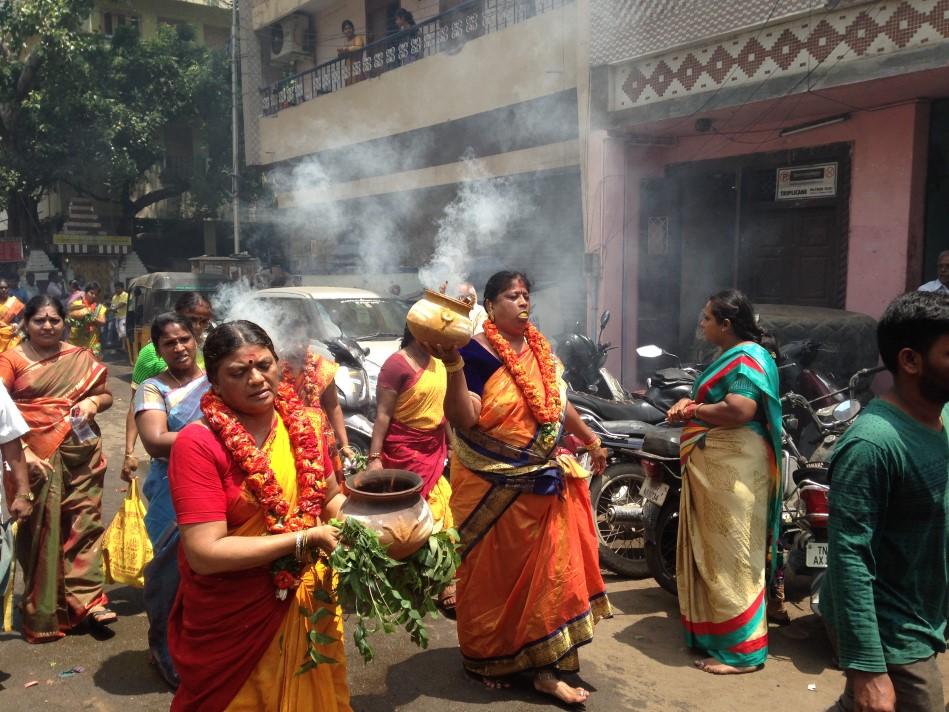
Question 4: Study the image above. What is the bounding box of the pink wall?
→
[587,102,931,383]
[655,102,930,318]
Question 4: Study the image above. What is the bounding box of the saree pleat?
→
[450,345,610,678]
[677,342,781,668]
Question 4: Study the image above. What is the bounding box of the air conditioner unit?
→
[270,15,310,64]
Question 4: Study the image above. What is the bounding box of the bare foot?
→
[534,670,590,705]
[438,583,456,610]
[694,657,762,675]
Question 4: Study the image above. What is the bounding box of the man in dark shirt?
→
[822,291,949,712]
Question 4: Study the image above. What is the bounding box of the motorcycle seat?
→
[599,419,654,436]
[793,463,830,486]
[568,391,665,423]
[652,367,694,385]
[642,426,682,459]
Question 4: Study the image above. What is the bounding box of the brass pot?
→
[339,469,434,560]
[406,290,473,349]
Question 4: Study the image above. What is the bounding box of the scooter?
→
[556,311,626,400]
[309,337,375,456]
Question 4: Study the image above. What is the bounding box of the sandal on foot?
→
[87,606,117,627]
[437,584,457,620]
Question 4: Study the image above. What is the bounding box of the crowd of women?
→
[0,271,790,710]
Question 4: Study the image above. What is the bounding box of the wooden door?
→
[739,204,842,307]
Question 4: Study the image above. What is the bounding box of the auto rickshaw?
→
[125,272,224,364]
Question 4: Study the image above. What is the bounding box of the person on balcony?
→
[394,8,420,65]
[338,19,365,85]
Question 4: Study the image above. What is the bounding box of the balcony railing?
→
[260,0,567,116]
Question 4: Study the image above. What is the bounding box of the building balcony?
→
[249,0,576,165]
[260,0,568,118]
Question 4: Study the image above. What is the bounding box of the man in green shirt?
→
[822,291,949,712]
[121,292,213,480]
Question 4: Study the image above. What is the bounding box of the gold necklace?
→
[167,368,203,388]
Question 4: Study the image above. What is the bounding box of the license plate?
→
[805,541,828,568]
[640,479,669,506]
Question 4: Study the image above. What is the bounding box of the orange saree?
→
[0,296,24,353]
[449,340,611,677]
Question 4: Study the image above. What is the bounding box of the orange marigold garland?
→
[281,349,337,407]
[483,319,563,445]
[201,380,329,598]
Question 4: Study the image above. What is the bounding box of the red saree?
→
[379,354,448,498]
[168,410,348,712]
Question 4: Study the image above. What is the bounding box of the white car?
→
[253,286,408,401]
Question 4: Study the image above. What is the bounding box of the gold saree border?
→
[462,594,613,677]
[457,485,521,559]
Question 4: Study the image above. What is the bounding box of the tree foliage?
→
[0,0,245,241]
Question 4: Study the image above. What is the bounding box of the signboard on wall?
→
[775,163,838,201]
[0,239,24,262]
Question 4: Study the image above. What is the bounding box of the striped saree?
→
[0,345,109,642]
[450,341,611,678]
[677,342,782,668]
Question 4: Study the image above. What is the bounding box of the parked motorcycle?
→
[779,365,884,614]
[557,311,627,400]
[578,412,652,578]
[310,336,375,457]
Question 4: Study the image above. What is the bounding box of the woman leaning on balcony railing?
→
[338,19,366,86]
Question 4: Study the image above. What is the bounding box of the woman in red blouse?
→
[167,321,350,712]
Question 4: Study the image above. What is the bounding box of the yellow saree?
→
[227,417,350,712]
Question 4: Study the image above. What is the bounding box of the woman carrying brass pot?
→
[424,270,611,706]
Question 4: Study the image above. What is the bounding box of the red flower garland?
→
[281,350,334,407]
[201,380,329,534]
[483,320,562,425]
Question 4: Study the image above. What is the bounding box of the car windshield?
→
[318,298,408,340]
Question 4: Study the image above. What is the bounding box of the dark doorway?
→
[639,143,851,357]
[366,0,399,43]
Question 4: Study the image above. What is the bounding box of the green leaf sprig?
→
[329,517,460,664]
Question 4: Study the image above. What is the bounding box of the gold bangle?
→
[444,358,465,374]
[583,436,602,451]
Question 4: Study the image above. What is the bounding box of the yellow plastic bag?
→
[101,478,153,588]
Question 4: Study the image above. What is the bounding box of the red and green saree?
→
[677,341,782,668]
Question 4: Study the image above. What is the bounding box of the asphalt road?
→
[0,353,944,711]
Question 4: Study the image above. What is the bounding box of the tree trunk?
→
[6,191,43,248]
